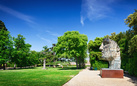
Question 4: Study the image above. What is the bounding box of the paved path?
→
[63,68,137,86]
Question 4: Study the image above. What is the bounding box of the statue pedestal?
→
[100,68,123,78]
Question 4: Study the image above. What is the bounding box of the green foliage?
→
[89,52,108,69]
[109,32,116,41]
[0,28,13,68]
[12,34,31,67]
[0,21,13,70]
[128,35,137,55]
[88,37,103,52]
[125,9,137,34]
[103,30,137,76]
[127,35,137,76]
[92,60,108,70]
[89,52,102,61]
[88,37,108,69]
[0,20,7,31]
[127,55,137,77]
[46,61,70,66]
[40,45,57,69]
[43,45,48,50]
[6,62,15,67]
[28,51,40,66]
[43,46,55,61]
[54,31,88,68]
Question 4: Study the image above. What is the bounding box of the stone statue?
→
[99,38,121,69]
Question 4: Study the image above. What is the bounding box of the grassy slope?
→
[0,67,81,86]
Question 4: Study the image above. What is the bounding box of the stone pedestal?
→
[100,68,123,78]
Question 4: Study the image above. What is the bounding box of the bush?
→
[46,61,70,66]
[91,60,108,70]
[127,35,137,76]
[6,63,15,67]
[89,52,108,70]
[127,53,137,76]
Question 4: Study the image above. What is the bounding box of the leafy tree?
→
[125,9,137,34]
[0,28,13,70]
[54,31,88,68]
[40,45,49,69]
[88,37,103,52]
[128,35,137,55]
[127,35,137,76]
[0,20,7,31]
[103,31,137,76]
[109,32,116,41]
[12,34,31,68]
[115,32,126,43]
[28,51,39,66]
[50,44,57,67]
[88,37,108,69]
[0,20,13,70]
[87,10,137,76]
[39,45,56,69]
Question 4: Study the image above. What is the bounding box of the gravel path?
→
[63,68,137,86]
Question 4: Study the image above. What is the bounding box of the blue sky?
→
[0,0,137,51]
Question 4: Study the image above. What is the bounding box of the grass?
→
[0,66,81,86]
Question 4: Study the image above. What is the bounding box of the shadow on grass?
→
[58,66,84,70]
[124,73,137,86]
[4,67,37,70]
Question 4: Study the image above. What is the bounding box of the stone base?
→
[100,68,123,78]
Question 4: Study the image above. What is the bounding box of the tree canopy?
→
[125,9,137,34]
[0,20,7,31]
[88,37,108,69]
[12,34,31,67]
[54,31,88,68]
[0,28,13,70]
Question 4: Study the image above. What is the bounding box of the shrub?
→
[89,52,108,70]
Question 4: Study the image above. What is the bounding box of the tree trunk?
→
[79,57,81,68]
[75,57,78,69]
[43,58,46,69]
[81,58,85,68]
[14,63,16,69]
[3,63,5,70]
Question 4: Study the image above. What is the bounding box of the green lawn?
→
[0,66,81,86]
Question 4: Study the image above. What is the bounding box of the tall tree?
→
[41,45,49,69]
[0,28,13,70]
[109,32,116,41]
[125,9,137,34]
[28,51,39,67]
[128,35,137,76]
[0,20,7,31]
[88,37,108,69]
[54,31,88,68]
[51,44,57,67]
[0,21,13,70]
[12,34,31,68]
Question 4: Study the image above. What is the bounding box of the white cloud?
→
[45,30,50,33]
[81,16,84,26]
[81,0,115,25]
[0,4,34,23]
[36,34,52,43]
[45,30,60,37]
